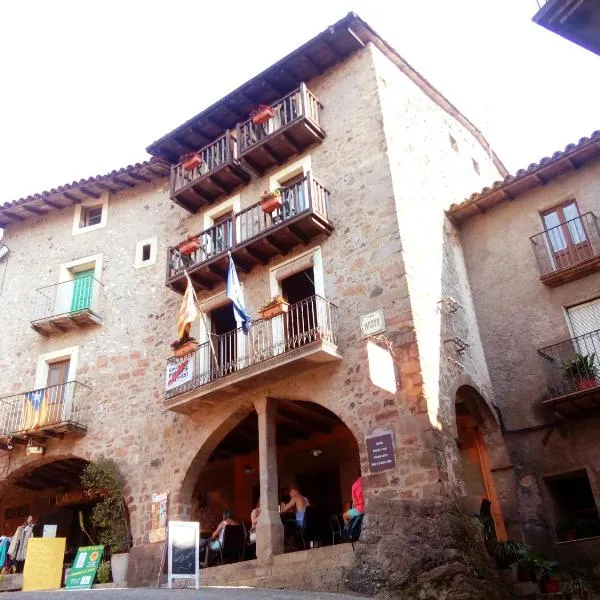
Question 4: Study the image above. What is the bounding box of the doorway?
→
[211,303,237,376]
[281,268,316,348]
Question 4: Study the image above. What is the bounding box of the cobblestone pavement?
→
[5,587,370,599]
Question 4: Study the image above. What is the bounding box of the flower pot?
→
[576,377,597,391]
[174,341,199,358]
[183,155,202,171]
[252,106,274,125]
[260,301,289,320]
[542,578,559,593]
[179,239,201,255]
[260,194,283,214]
[110,552,129,586]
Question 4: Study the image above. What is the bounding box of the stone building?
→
[0,12,516,596]
[449,131,600,569]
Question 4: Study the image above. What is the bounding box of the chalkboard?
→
[167,521,199,590]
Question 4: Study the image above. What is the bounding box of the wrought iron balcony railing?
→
[165,295,339,399]
[0,381,90,438]
[31,277,103,325]
[538,329,600,399]
[530,212,600,280]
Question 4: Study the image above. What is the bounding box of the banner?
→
[66,545,104,590]
[165,356,193,391]
[149,491,168,543]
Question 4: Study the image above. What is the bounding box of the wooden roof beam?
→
[1,210,25,222]
[95,182,121,193]
[111,177,135,189]
[63,192,82,204]
[79,186,101,199]
[41,197,65,209]
[22,205,47,216]
[127,172,152,183]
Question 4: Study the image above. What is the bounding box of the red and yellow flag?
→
[177,274,199,339]
[21,388,49,431]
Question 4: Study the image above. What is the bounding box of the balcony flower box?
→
[259,190,283,214]
[251,104,274,125]
[259,296,289,320]
[576,377,597,391]
[181,153,202,171]
[179,238,201,255]
[562,352,599,392]
[171,334,199,358]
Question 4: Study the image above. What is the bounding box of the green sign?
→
[65,545,104,590]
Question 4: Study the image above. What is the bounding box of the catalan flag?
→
[21,388,49,431]
[177,272,199,339]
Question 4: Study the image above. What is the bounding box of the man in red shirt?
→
[343,477,365,523]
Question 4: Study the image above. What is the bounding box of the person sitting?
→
[343,476,365,524]
[249,501,260,544]
[280,484,309,527]
[199,510,238,566]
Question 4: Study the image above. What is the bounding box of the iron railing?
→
[167,172,330,279]
[237,83,322,154]
[31,277,103,323]
[538,329,600,398]
[0,381,90,436]
[165,295,339,399]
[170,130,238,196]
[530,212,600,277]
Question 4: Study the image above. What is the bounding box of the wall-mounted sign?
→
[55,490,100,507]
[366,430,396,473]
[168,521,199,590]
[360,309,385,338]
[149,491,168,543]
[165,357,194,391]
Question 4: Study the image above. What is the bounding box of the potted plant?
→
[494,539,529,569]
[171,332,199,357]
[81,455,131,586]
[179,236,201,256]
[528,552,559,593]
[259,189,283,214]
[181,152,202,171]
[95,560,111,584]
[259,295,289,320]
[562,353,599,391]
[251,104,274,125]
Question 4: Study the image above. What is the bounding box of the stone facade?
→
[0,38,512,597]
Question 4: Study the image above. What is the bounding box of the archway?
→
[455,385,508,541]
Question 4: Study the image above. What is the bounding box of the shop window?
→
[546,470,600,541]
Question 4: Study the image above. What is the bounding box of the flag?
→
[226,253,251,334]
[21,388,49,430]
[177,273,199,339]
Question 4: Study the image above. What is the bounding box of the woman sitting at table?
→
[199,510,238,566]
[280,484,310,527]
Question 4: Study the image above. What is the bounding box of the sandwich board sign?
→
[65,545,105,590]
[168,521,199,590]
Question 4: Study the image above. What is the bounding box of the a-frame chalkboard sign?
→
[167,521,199,590]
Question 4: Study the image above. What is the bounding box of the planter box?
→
[260,194,283,214]
[179,239,201,255]
[252,106,274,125]
[576,377,597,391]
[174,341,199,358]
[260,301,289,320]
[183,155,202,171]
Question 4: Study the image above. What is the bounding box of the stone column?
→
[254,397,284,563]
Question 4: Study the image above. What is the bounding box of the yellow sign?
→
[22,537,66,591]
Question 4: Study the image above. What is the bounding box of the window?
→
[449,134,458,153]
[545,470,600,542]
[472,158,480,175]
[134,237,157,269]
[81,205,103,228]
[58,254,103,317]
[568,298,600,338]
[73,195,108,235]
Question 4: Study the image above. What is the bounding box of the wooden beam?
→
[274,398,339,426]
[41,197,64,209]
[22,205,47,216]
[243,246,268,265]
[208,264,227,279]
[288,224,310,245]
[208,176,228,195]
[127,172,152,183]
[95,182,121,193]
[302,53,325,74]
[225,103,247,120]
[265,235,287,254]
[261,143,284,164]
[63,192,82,204]
[324,39,344,61]
[277,406,332,433]
[174,136,196,151]
[281,132,301,154]
[275,412,312,435]
[147,166,171,178]
[1,210,25,222]
[346,26,366,48]
[79,186,101,199]
[111,176,136,188]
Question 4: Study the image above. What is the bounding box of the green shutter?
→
[70,270,94,312]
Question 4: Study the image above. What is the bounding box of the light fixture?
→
[310,449,323,457]
[243,465,254,474]
[0,244,9,261]
[26,439,45,455]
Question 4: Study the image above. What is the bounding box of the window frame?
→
[134,236,158,269]
[72,194,108,235]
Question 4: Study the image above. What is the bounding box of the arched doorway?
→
[455,386,507,541]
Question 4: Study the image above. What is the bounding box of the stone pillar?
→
[254,397,284,563]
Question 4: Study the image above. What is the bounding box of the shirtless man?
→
[280,484,309,526]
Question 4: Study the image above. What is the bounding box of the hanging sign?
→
[165,357,194,391]
[168,521,199,590]
[360,309,385,337]
[22,537,66,592]
[366,430,396,473]
[149,491,168,543]
[65,545,105,590]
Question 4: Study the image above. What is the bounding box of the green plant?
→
[260,295,286,311]
[563,576,589,595]
[95,560,111,584]
[495,540,529,568]
[526,551,558,580]
[473,515,493,542]
[81,455,130,554]
[562,353,599,380]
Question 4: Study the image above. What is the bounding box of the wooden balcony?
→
[0,382,89,447]
[538,329,600,417]
[166,172,333,294]
[236,84,325,175]
[164,295,341,413]
[31,277,103,334]
[530,212,600,287]
[170,131,251,213]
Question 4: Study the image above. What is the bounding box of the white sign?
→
[168,521,199,590]
[165,357,194,391]
[360,309,385,337]
[43,525,57,538]
[367,341,397,394]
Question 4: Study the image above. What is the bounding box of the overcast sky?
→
[0,0,597,202]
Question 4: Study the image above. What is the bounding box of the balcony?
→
[170,131,251,213]
[530,212,600,286]
[166,172,333,293]
[164,295,341,412]
[0,382,89,445]
[533,0,600,56]
[236,83,325,175]
[31,277,103,334]
[538,329,600,416]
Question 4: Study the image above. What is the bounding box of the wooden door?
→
[46,359,70,411]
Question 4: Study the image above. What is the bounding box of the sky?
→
[0,0,598,203]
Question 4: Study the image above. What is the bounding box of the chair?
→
[342,515,363,550]
[209,524,246,565]
[330,515,342,545]
[285,506,321,551]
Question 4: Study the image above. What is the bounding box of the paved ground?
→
[4,587,370,599]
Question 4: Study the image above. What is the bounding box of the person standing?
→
[343,477,364,524]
